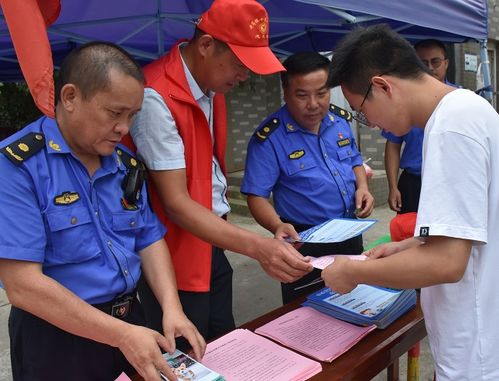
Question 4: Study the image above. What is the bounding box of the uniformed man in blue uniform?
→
[241,52,374,303]
[0,42,204,381]
[382,39,459,213]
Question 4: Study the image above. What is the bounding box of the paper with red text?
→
[255,307,375,362]
[202,328,321,381]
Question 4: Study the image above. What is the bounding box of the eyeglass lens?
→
[422,57,445,69]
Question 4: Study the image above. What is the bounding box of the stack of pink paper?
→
[255,306,375,362]
[202,328,322,381]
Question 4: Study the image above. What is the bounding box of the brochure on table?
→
[163,349,224,381]
[298,218,377,243]
[303,285,417,329]
[202,328,321,381]
[255,306,375,362]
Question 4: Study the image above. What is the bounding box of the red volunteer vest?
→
[125,42,227,291]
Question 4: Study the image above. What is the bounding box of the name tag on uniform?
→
[337,138,351,147]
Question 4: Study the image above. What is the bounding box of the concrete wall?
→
[225,73,282,173]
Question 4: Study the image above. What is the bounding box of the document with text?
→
[255,306,375,362]
[298,218,377,243]
[202,328,322,381]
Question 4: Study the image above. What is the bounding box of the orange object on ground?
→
[390,212,417,242]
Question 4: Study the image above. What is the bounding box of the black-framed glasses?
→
[352,82,373,126]
[421,57,446,69]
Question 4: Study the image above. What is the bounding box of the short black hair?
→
[414,39,448,59]
[329,24,430,95]
[192,27,229,53]
[281,52,331,88]
[55,41,144,105]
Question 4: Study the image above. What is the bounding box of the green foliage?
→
[0,82,42,132]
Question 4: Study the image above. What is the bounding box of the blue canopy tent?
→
[0,0,491,98]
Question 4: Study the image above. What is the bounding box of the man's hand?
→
[117,324,178,381]
[364,240,415,260]
[162,308,206,360]
[354,188,375,218]
[274,223,300,242]
[364,242,400,259]
[255,237,312,283]
[387,188,402,212]
[321,256,358,294]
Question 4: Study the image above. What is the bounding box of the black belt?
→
[93,291,137,319]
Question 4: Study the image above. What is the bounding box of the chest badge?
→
[337,138,351,147]
[288,149,305,160]
[54,191,80,205]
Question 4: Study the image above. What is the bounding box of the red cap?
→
[390,212,417,242]
[197,0,285,75]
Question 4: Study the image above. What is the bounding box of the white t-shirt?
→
[416,89,499,380]
[130,47,230,217]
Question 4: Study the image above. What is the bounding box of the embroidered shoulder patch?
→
[329,104,352,122]
[115,147,145,171]
[255,118,279,142]
[0,132,45,166]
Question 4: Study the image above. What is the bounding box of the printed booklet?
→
[163,349,224,381]
[303,285,417,329]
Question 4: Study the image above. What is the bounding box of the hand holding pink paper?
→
[309,254,366,270]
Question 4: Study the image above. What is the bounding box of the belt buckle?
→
[111,295,133,319]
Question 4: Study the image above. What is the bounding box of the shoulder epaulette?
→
[0,132,45,166]
[115,148,145,170]
[255,117,280,142]
[329,104,352,122]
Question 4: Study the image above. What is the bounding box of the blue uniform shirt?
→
[382,128,424,176]
[241,105,363,226]
[381,80,459,176]
[0,117,166,304]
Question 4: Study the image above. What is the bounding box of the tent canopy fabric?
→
[0,0,489,82]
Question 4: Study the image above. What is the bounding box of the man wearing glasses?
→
[323,24,499,381]
[382,39,458,213]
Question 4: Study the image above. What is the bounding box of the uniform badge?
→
[111,299,131,318]
[420,227,430,237]
[18,143,29,152]
[286,123,295,131]
[49,140,61,152]
[337,138,351,147]
[288,150,305,160]
[54,191,80,205]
